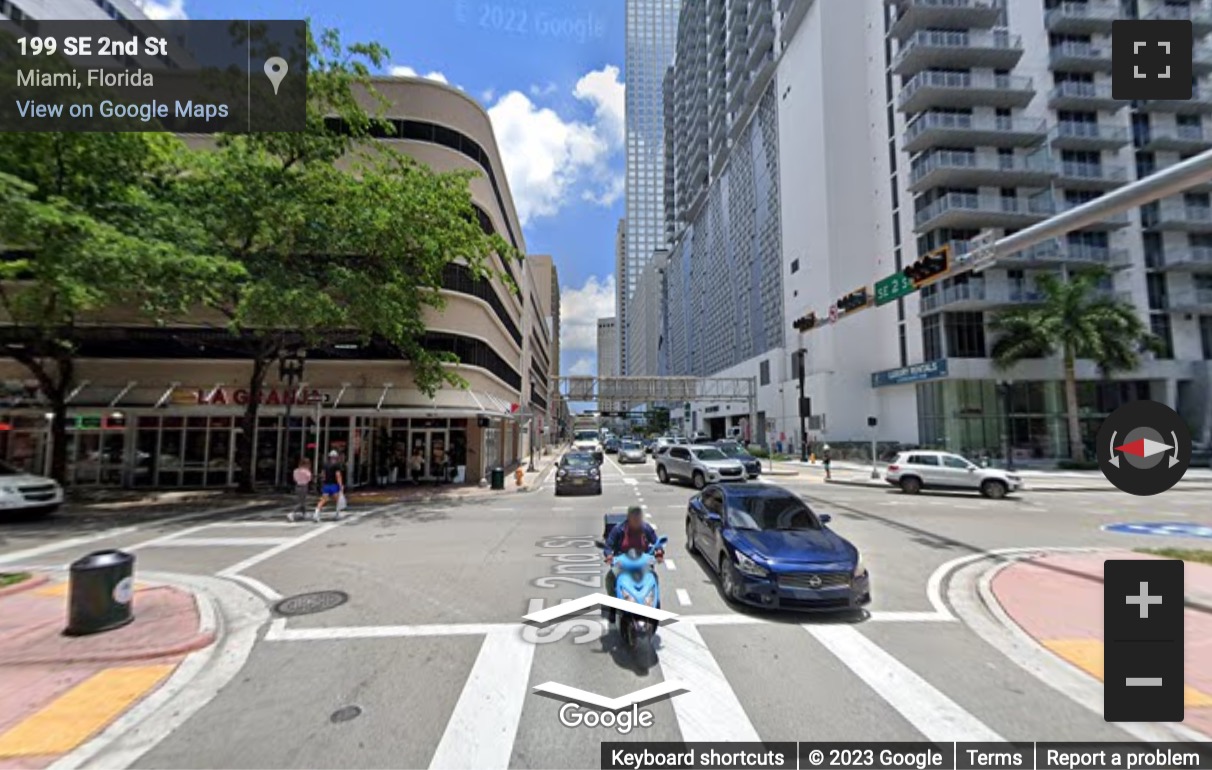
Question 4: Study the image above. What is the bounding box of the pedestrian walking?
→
[288,457,312,522]
[314,450,345,522]
[410,449,424,485]
[823,445,833,481]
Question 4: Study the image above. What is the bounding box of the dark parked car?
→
[715,440,761,479]
[554,452,602,496]
[604,437,620,454]
[686,483,871,612]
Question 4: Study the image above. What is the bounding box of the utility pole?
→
[798,342,808,463]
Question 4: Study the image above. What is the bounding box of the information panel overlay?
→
[0,20,306,132]
[600,742,1212,770]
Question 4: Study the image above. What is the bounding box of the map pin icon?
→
[264,56,288,95]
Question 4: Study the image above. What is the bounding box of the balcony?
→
[748,23,776,66]
[903,111,1048,153]
[892,29,1024,75]
[1196,46,1212,76]
[920,281,1047,313]
[1044,1,1120,34]
[898,71,1034,113]
[729,6,746,33]
[1158,246,1212,272]
[888,0,1005,40]
[1139,85,1212,114]
[746,52,777,103]
[907,149,1055,192]
[1140,124,1212,152]
[749,0,772,26]
[1054,197,1132,229]
[1000,239,1131,270]
[1166,287,1212,312]
[1047,81,1127,111]
[1054,160,1129,191]
[1147,3,1212,36]
[914,192,1055,231]
[1049,41,1113,73]
[1049,120,1130,151]
[1147,200,1212,232]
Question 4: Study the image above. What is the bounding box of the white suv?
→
[884,451,1022,499]
[0,462,64,517]
[656,444,746,489]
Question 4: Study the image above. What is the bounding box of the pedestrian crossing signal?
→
[903,246,951,287]
[792,313,817,332]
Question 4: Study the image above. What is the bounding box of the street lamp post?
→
[277,348,307,489]
[997,379,1015,471]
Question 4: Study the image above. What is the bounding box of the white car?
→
[0,462,64,517]
[656,444,746,489]
[884,451,1022,499]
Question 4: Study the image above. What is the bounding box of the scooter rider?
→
[602,505,663,621]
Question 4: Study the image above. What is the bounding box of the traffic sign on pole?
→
[964,229,998,271]
[874,272,914,306]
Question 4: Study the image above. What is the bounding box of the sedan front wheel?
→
[720,554,742,603]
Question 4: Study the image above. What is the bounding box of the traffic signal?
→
[903,246,951,286]
[792,312,817,332]
[836,288,870,314]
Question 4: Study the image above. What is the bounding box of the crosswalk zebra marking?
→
[658,622,760,742]
[675,589,692,606]
[427,628,535,770]
[805,624,1003,742]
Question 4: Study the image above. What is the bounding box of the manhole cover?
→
[273,591,348,616]
[330,705,362,723]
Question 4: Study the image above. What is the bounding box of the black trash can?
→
[490,467,505,490]
[65,549,135,636]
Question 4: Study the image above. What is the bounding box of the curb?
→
[0,573,50,598]
[0,585,218,666]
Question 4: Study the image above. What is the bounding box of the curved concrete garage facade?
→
[0,77,553,488]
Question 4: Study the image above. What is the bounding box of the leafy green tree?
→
[174,28,516,491]
[0,132,241,483]
[988,268,1161,462]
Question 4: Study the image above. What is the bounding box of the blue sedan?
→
[686,484,871,611]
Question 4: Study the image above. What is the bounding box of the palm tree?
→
[987,268,1161,462]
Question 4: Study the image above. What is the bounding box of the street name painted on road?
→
[1102,522,1212,539]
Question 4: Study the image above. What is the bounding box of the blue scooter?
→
[595,533,668,673]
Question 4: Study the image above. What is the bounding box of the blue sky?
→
[140,0,624,378]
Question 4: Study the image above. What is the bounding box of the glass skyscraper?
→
[621,0,679,375]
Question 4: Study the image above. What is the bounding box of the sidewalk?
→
[0,573,215,769]
[781,459,1212,491]
[344,451,561,505]
[991,550,1212,737]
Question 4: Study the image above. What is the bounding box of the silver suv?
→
[656,444,746,489]
[884,450,1022,499]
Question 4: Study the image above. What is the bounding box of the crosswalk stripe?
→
[428,629,534,770]
[143,537,294,547]
[676,589,692,606]
[658,623,760,742]
[805,625,1003,742]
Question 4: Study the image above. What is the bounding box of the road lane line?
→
[224,572,283,602]
[664,559,677,571]
[658,622,760,742]
[805,624,1003,742]
[427,629,534,770]
[676,589,692,606]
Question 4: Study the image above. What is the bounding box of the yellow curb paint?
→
[1043,639,1212,708]
[0,664,174,757]
[33,582,150,598]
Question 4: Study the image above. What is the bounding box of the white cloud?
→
[488,64,625,226]
[390,65,449,84]
[481,88,496,103]
[132,0,187,20]
[567,357,595,376]
[559,274,616,353]
[529,82,558,97]
[573,65,624,148]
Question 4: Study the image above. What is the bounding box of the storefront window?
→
[483,427,501,475]
[134,417,158,487]
[255,417,280,485]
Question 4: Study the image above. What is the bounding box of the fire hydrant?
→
[515,466,525,487]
